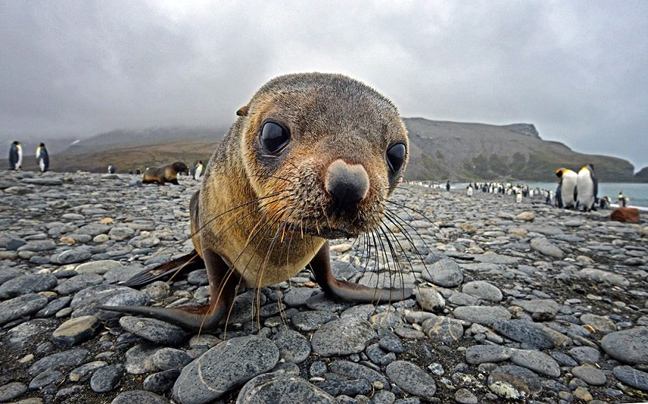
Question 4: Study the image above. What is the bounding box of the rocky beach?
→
[1,170,647,404]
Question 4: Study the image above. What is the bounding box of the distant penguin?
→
[136,169,141,175]
[555,168,578,209]
[9,141,22,171]
[193,160,204,180]
[515,191,522,203]
[108,165,116,174]
[446,180,450,192]
[618,192,626,207]
[466,185,473,197]
[35,142,49,172]
[600,196,610,210]
[575,164,598,211]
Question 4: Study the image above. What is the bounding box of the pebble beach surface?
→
[1,170,648,404]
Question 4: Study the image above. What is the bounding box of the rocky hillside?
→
[403,118,635,182]
[634,166,648,183]
[2,120,637,182]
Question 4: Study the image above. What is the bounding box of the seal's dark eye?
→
[386,143,406,173]
[260,121,290,154]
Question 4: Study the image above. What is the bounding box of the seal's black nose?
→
[324,159,369,216]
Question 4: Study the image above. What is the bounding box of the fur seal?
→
[102,73,413,331]
[142,161,189,185]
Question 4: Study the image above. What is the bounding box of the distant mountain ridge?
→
[2,119,643,182]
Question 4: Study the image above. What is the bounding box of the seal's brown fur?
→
[103,73,413,331]
[142,162,189,185]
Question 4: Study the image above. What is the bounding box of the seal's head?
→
[237,73,408,239]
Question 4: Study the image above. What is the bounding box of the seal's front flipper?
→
[100,249,238,332]
[310,242,413,303]
[122,250,204,287]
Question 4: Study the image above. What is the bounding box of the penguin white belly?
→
[39,159,45,172]
[576,170,595,210]
[560,172,577,208]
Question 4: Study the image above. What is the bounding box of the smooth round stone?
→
[69,361,108,382]
[238,373,335,403]
[613,366,648,392]
[601,328,648,364]
[28,349,89,376]
[416,288,446,312]
[75,260,123,275]
[488,365,541,396]
[119,316,187,345]
[453,306,511,325]
[52,248,92,264]
[173,336,279,403]
[17,240,56,252]
[283,287,318,307]
[572,365,607,386]
[385,360,436,399]
[510,349,560,377]
[125,345,161,375]
[291,311,338,331]
[55,273,104,295]
[421,258,464,287]
[579,313,616,333]
[29,369,64,389]
[455,388,479,404]
[0,294,49,326]
[152,348,193,371]
[36,296,72,318]
[422,316,464,344]
[513,299,559,321]
[328,360,389,387]
[461,281,502,302]
[311,319,376,356]
[569,346,601,364]
[530,238,564,258]
[109,227,135,241]
[52,315,101,347]
[492,320,555,350]
[90,364,124,392]
[0,382,28,402]
[465,345,512,365]
[111,390,169,404]
[273,327,311,364]
[577,268,629,287]
[143,370,181,394]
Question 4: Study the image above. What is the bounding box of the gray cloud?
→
[1,0,647,170]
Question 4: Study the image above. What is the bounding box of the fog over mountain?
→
[1,1,647,170]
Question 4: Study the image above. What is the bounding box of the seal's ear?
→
[236,105,249,117]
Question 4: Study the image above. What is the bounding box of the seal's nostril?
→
[325,159,369,214]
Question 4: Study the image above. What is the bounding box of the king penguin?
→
[466,184,473,197]
[9,141,22,171]
[575,164,598,211]
[36,142,49,172]
[555,168,578,209]
[193,160,204,180]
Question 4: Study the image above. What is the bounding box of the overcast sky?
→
[1,1,647,170]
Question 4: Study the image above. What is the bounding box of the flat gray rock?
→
[311,318,375,356]
[453,306,511,325]
[173,336,279,404]
[510,349,560,377]
[237,373,335,404]
[461,281,503,301]
[421,258,464,287]
[111,390,169,404]
[0,273,57,298]
[601,327,648,364]
[465,345,512,364]
[492,320,555,350]
[0,293,49,325]
[119,316,187,345]
[613,366,648,392]
[530,238,564,258]
[273,327,311,364]
[52,315,101,347]
[386,360,436,399]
